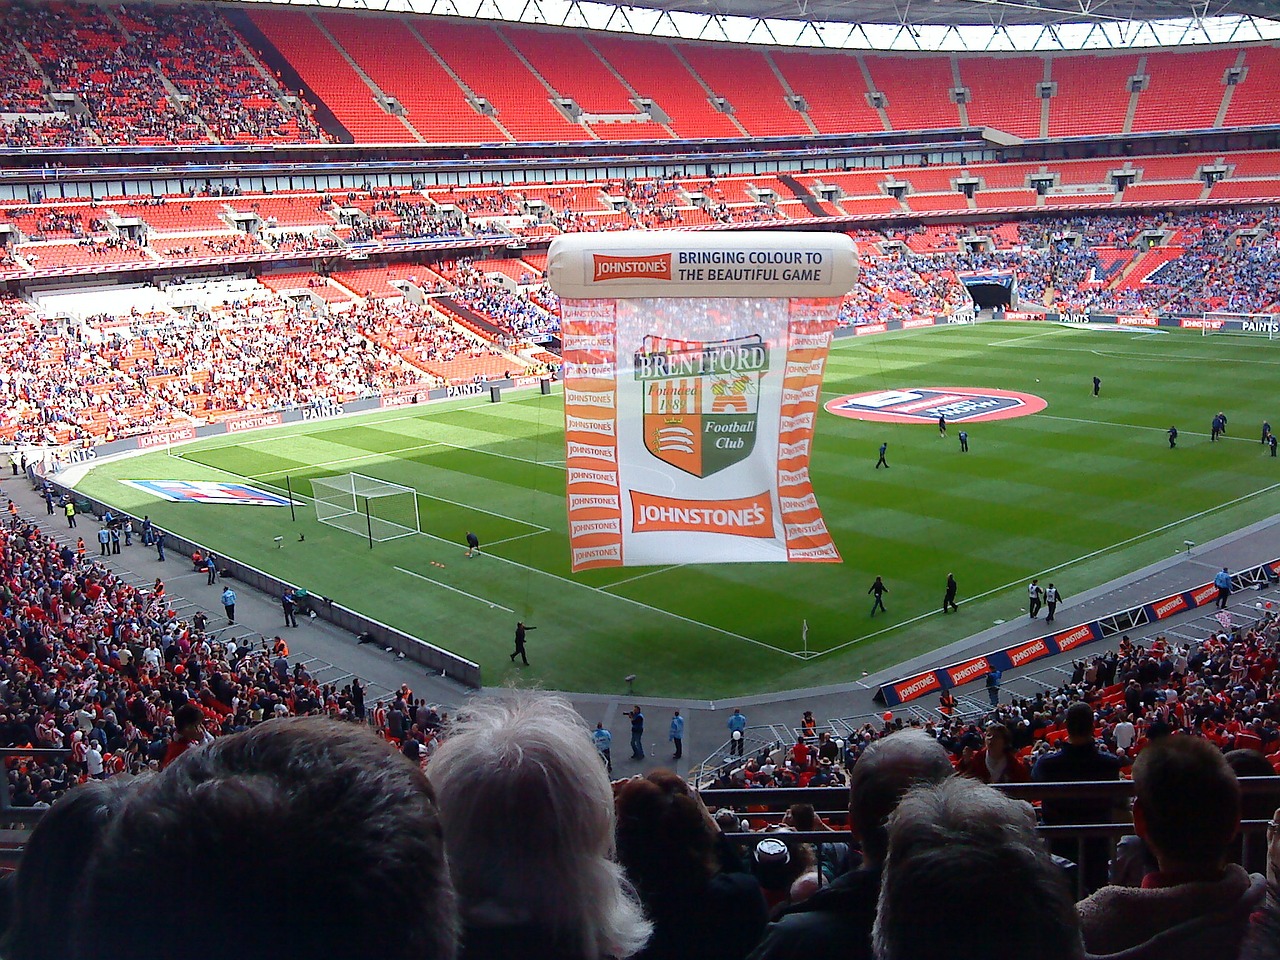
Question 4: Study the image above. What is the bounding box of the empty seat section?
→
[1132,49,1235,132]
[1044,192,1115,206]
[1048,54,1136,136]
[905,193,970,213]
[1209,178,1280,200]
[247,9,409,142]
[1133,155,1214,181]
[770,50,882,134]
[894,166,960,193]
[968,163,1040,189]
[1225,46,1280,127]
[839,196,903,215]
[1121,181,1204,203]
[864,56,961,131]
[974,189,1038,209]
[1054,159,1130,187]
[1225,151,1280,178]
[589,36,742,139]
[501,27,670,140]
[319,13,502,143]
[418,20,588,141]
[959,56,1043,138]
[676,44,808,137]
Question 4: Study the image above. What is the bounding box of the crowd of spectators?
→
[0,300,433,444]
[350,297,504,376]
[1,1,323,147]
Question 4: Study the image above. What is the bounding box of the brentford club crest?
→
[634,334,768,478]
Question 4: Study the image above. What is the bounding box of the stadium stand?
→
[317,13,502,144]
[769,49,883,135]
[1131,48,1237,133]
[418,18,591,142]
[864,55,962,131]
[502,26,671,140]
[588,35,743,140]
[959,56,1045,138]
[1047,53,1137,137]
[1224,44,1280,127]
[245,7,410,142]
[676,43,811,138]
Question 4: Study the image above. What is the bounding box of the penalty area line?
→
[395,566,514,613]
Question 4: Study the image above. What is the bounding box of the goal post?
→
[1201,312,1280,339]
[312,473,421,543]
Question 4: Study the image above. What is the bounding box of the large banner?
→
[548,232,859,571]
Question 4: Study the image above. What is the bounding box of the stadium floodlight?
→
[312,473,421,546]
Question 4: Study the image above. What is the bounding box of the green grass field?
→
[74,323,1280,697]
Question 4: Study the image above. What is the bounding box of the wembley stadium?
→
[2,0,1280,955]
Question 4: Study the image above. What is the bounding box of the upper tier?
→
[1,0,1275,148]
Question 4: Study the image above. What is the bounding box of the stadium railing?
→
[701,777,1280,898]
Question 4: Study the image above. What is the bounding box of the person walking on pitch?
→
[943,573,958,613]
[869,576,889,616]
[876,442,889,469]
[510,620,535,664]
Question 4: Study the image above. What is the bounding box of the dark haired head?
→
[73,717,456,960]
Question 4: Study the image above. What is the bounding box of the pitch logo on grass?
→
[120,480,294,506]
[824,387,1047,424]
[634,334,767,478]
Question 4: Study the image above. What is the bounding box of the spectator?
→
[427,693,651,960]
[1076,736,1266,960]
[872,776,1083,960]
[958,722,1030,784]
[615,770,767,960]
[748,729,953,960]
[1032,701,1125,891]
[2,778,136,960]
[72,717,457,960]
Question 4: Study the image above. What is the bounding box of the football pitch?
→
[75,323,1280,698]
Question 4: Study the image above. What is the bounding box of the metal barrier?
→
[701,777,1280,898]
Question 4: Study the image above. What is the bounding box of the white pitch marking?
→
[811,477,1280,660]
[600,564,685,590]
[394,566,514,612]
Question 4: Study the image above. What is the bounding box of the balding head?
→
[849,729,954,865]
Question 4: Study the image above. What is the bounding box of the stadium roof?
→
[242,0,1280,48]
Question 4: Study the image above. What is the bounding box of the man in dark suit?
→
[1032,701,1125,892]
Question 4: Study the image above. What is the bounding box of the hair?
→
[848,728,953,865]
[615,771,717,917]
[427,693,650,960]
[787,802,818,831]
[1065,701,1095,738]
[874,777,1083,960]
[4,779,137,960]
[72,717,457,960]
[173,702,203,732]
[1134,735,1240,867]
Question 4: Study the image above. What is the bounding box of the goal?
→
[312,473,421,543]
[1201,311,1280,339]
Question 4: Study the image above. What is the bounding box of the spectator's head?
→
[173,702,203,738]
[1134,735,1240,873]
[874,776,1082,960]
[615,770,718,914]
[1065,701,1095,742]
[4,778,136,960]
[848,728,953,866]
[427,693,650,959]
[73,717,456,960]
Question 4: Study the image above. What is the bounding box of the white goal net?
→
[312,473,421,542]
[1201,312,1280,339]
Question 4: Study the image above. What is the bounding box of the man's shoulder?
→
[749,869,880,960]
